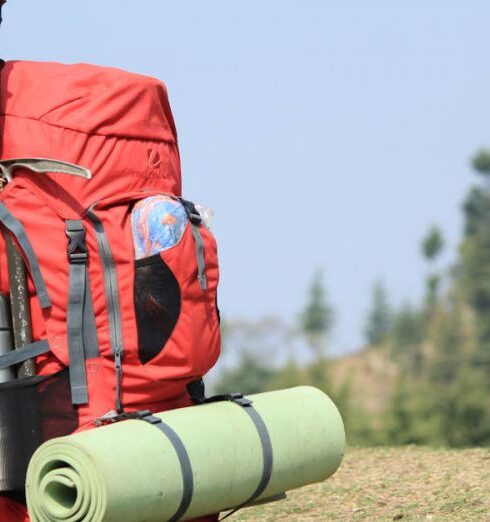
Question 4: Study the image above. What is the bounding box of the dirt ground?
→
[233,446,490,521]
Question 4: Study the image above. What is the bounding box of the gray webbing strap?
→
[87,209,124,412]
[0,339,49,369]
[219,399,274,521]
[143,415,194,522]
[180,199,208,291]
[66,220,99,405]
[241,405,273,503]
[0,203,51,309]
[189,223,208,290]
[189,389,274,521]
[83,280,99,359]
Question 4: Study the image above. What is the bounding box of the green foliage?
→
[381,146,490,447]
[460,180,490,350]
[265,360,305,391]
[389,305,424,373]
[430,302,464,384]
[424,273,440,313]
[213,351,274,395]
[421,225,444,261]
[213,144,490,448]
[299,270,334,357]
[364,280,392,346]
[384,378,443,446]
[306,357,329,392]
[421,226,445,315]
[438,367,490,447]
[462,187,490,237]
[471,148,490,176]
[334,378,378,446]
[460,237,490,319]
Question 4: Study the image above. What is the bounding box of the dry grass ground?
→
[234,446,490,521]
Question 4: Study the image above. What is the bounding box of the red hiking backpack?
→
[0,60,221,491]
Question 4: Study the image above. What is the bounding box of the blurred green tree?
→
[364,280,392,346]
[390,304,424,372]
[299,269,334,359]
[213,351,273,395]
[438,366,490,447]
[459,149,490,371]
[430,302,464,385]
[422,225,445,260]
[471,148,490,176]
[384,378,442,446]
[421,225,445,314]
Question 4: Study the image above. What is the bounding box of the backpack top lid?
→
[0,61,182,214]
[1,60,177,142]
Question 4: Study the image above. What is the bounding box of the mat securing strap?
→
[94,408,196,521]
[217,395,274,520]
[142,414,194,522]
[186,380,274,519]
[239,405,273,505]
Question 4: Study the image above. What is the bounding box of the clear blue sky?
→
[2,2,489,353]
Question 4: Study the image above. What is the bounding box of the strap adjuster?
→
[203,392,253,407]
[228,393,253,407]
[180,199,202,225]
[68,251,88,263]
[94,409,152,426]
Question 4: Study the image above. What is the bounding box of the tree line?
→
[213,148,490,447]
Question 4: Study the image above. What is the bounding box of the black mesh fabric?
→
[134,255,181,364]
[0,368,77,492]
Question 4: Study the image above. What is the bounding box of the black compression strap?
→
[142,415,194,522]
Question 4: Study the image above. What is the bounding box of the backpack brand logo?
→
[147,148,161,170]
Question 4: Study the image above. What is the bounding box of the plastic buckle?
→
[189,212,202,225]
[66,227,88,263]
[180,198,202,225]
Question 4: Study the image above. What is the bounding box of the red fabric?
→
[0,500,217,522]
[0,61,221,428]
[0,498,30,522]
[0,61,222,519]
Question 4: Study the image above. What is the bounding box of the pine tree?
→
[299,269,334,359]
[364,280,392,346]
[298,270,334,392]
[421,225,445,314]
[460,148,490,371]
[389,304,425,374]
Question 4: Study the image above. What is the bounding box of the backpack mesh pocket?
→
[0,368,77,492]
[134,255,181,364]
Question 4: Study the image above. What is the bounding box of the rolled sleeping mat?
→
[26,386,345,522]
